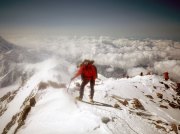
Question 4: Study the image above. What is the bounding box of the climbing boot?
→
[89,98,94,103]
[76,96,82,101]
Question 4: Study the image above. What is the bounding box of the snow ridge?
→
[1,72,179,134]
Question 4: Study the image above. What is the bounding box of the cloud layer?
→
[3,35,180,82]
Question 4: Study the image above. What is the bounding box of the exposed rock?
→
[164,83,169,89]
[160,105,168,109]
[0,92,11,101]
[2,113,19,134]
[38,82,49,90]
[150,100,156,103]
[156,93,163,99]
[176,83,180,91]
[145,95,153,99]
[14,92,37,133]
[176,84,180,96]
[169,102,180,109]
[113,103,120,108]
[14,105,31,133]
[163,99,170,103]
[111,95,130,106]
[0,107,7,117]
[0,89,19,117]
[30,97,36,107]
[123,99,129,106]
[20,105,31,123]
[22,90,36,107]
[156,120,163,124]
[101,117,110,124]
[132,98,145,110]
[159,82,164,84]
[118,99,128,106]
[153,86,157,89]
[171,123,178,134]
[136,112,152,117]
[7,90,19,103]
[177,99,180,105]
[178,125,180,130]
[155,120,168,126]
[155,124,166,132]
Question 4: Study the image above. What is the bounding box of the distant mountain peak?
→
[0,36,16,52]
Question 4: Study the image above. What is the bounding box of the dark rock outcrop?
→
[156,93,163,99]
[160,105,168,109]
[169,102,180,109]
[101,117,110,124]
[132,98,145,110]
[145,95,153,99]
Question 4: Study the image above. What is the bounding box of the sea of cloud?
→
[2,34,180,82]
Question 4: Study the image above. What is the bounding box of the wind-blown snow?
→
[0,57,179,134]
[18,88,108,134]
[2,35,180,82]
[1,34,180,134]
[10,74,180,134]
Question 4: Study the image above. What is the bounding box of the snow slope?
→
[0,36,180,134]
[0,60,180,134]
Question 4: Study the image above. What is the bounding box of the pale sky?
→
[0,0,180,39]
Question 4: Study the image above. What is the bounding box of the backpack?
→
[82,64,95,79]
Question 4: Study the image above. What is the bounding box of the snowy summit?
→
[0,64,180,134]
[0,36,180,134]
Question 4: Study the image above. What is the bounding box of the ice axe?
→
[67,80,72,93]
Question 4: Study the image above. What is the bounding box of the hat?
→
[90,60,94,64]
[83,59,90,64]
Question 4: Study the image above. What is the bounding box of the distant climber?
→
[163,72,169,81]
[71,59,97,103]
[140,72,143,76]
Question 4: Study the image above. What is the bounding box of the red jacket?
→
[74,64,97,80]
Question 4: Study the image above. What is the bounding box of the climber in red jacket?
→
[71,59,97,103]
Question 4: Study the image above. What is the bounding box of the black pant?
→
[79,79,95,99]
